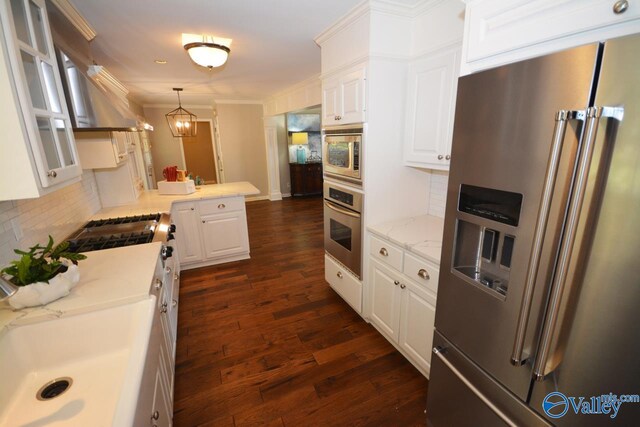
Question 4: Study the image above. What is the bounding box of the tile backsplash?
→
[0,172,101,268]
[428,170,449,218]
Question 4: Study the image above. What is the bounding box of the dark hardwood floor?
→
[174,197,429,426]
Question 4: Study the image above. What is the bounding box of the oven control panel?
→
[329,188,354,207]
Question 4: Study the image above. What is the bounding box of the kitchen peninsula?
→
[94,181,260,270]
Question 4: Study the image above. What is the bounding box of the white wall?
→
[428,170,448,218]
[0,172,101,267]
[216,104,269,197]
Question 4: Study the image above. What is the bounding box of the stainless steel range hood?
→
[47,1,140,131]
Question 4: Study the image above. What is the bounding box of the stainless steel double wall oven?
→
[322,124,364,279]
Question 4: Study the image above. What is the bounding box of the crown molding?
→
[314,0,370,45]
[50,0,97,41]
[215,99,264,105]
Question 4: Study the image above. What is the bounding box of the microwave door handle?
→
[510,110,585,366]
[532,106,623,381]
[324,201,360,218]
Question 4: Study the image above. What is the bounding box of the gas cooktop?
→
[66,213,174,253]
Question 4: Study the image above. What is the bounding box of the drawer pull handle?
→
[218,203,226,209]
[394,280,400,286]
[418,269,430,280]
[400,283,406,289]
[152,410,160,420]
[379,248,389,257]
[172,299,178,307]
[154,278,163,290]
[337,271,343,279]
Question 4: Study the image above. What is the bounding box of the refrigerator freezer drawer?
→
[427,332,550,427]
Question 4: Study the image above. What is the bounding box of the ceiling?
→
[68,0,362,106]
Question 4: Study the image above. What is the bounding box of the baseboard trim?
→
[180,253,251,270]
[246,195,270,202]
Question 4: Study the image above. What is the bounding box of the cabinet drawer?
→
[325,254,362,313]
[403,252,439,296]
[198,196,244,215]
[369,235,403,271]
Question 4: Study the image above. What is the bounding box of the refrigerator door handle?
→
[510,109,585,366]
[533,106,624,381]
[433,347,519,427]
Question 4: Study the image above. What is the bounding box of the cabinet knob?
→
[172,299,178,307]
[418,269,430,280]
[394,280,400,286]
[165,266,171,274]
[47,170,57,178]
[174,273,180,281]
[190,207,194,210]
[202,220,205,223]
[218,203,226,209]
[337,271,343,279]
[160,302,168,313]
[445,154,451,160]
[400,283,406,289]
[437,155,444,160]
[154,278,163,290]
[151,410,160,420]
[379,248,389,257]
[613,0,629,14]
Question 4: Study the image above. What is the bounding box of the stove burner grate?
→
[68,231,154,253]
[84,213,161,228]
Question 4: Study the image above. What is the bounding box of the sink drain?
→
[36,377,73,401]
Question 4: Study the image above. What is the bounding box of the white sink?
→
[0,297,156,427]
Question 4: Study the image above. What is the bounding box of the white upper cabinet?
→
[462,0,640,74]
[0,0,81,200]
[322,64,366,126]
[404,46,460,170]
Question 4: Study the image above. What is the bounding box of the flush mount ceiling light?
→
[182,33,232,69]
[165,88,197,137]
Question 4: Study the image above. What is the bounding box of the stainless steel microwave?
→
[322,124,363,185]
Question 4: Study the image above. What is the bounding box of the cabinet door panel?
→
[340,67,366,124]
[369,260,400,341]
[399,286,436,376]
[404,47,459,169]
[201,211,249,259]
[322,78,340,125]
[172,203,203,264]
[466,0,640,64]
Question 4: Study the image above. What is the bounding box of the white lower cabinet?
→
[171,196,250,269]
[171,202,203,264]
[201,211,249,260]
[367,237,439,378]
[135,252,179,427]
[325,254,363,313]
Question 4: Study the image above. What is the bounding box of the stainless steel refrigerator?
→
[427,33,640,427]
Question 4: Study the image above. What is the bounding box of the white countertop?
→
[368,214,445,264]
[93,181,260,218]
[0,242,162,332]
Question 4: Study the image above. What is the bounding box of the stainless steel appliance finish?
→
[66,213,174,253]
[322,124,363,185]
[428,33,640,427]
[47,5,139,131]
[323,181,363,278]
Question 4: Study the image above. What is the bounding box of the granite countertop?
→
[0,242,162,333]
[93,181,260,218]
[368,215,445,264]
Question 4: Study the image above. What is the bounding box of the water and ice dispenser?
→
[452,184,523,297]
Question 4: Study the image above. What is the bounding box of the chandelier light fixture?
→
[165,88,197,137]
[182,33,232,69]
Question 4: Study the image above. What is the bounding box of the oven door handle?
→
[324,201,360,218]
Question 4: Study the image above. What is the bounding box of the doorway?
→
[181,120,223,184]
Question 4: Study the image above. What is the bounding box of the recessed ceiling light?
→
[154,59,167,64]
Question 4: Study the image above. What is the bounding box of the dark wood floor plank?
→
[173,197,428,426]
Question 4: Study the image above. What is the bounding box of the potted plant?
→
[1,236,87,309]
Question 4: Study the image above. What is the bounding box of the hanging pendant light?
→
[165,88,197,137]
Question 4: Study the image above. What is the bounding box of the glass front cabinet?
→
[0,0,81,200]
